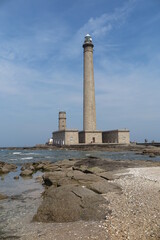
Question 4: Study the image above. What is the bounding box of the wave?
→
[23,152,37,155]
[13,152,22,155]
[21,157,33,160]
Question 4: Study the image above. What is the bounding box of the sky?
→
[0,0,160,146]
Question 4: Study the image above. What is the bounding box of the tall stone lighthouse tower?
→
[83,34,96,131]
[79,34,102,144]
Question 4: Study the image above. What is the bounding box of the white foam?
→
[21,157,33,160]
[13,152,21,155]
[24,152,37,155]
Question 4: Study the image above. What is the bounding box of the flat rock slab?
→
[33,185,108,222]
[72,170,102,183]
[88,180,121,194]
[96,171,119,180]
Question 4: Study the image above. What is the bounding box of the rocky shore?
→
[0,148,160,239]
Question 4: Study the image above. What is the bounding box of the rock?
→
[96,171,118,180]
[14,176,19,180]
[29,165,35,171]
[0,193,8,200]
[21,166,26,171]
[20,169,33,176]
[55,159,77,169]
[87,166,104,174]
[0,162,17,174]
[35,176,43,183]
[1,166,10,174]
[42,164,60,172]
[149,153,156,158]
[43,171,67,186]
[35,163,45,171]
[72,165,104,174]
[72,170,102,184]
[72,165,90,173]
[33,185,108,222]
[87,180,121,194]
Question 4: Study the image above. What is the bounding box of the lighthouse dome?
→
[84,34,92,43]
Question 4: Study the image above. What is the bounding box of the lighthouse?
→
[79,34,102,144]
[83,34,96,131]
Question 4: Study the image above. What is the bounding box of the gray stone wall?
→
[118,131,130,144]
[102,131,118,143]
[102,130,130,144]
[52,130,79,145]
[52,131,65,145]
[79,131,102,144]
[65,131,79,145]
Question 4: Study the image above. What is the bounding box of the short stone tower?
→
[58,111,66,130]
[83,34,96,131]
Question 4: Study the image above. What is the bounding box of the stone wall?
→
[65,131,79,145]
[118,131,130,144]
[79,131,102,144]
[52,130,79,145]
[102,130,130,144]
[52,131,65,145]
[102,131,118,143]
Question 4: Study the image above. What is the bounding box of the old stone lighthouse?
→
[52,34,130,145]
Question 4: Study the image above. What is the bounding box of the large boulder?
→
[33,185,108,222]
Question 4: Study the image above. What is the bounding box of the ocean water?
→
[0,149,160,239]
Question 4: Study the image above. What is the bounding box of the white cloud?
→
[62,0,137,59]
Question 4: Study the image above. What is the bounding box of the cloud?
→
[62,0,137,59]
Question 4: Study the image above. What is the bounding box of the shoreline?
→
[19,164,160,240]
[0,150,160,239]
[1,144,160,157]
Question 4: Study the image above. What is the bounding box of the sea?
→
[0,148,160,239]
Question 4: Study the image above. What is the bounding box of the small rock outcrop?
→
[0,162,17,174]
[20,169,33,176]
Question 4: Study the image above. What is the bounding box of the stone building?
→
[51,34,130,146]
[52,111,79,145]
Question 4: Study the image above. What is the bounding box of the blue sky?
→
[0,0,160,146]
